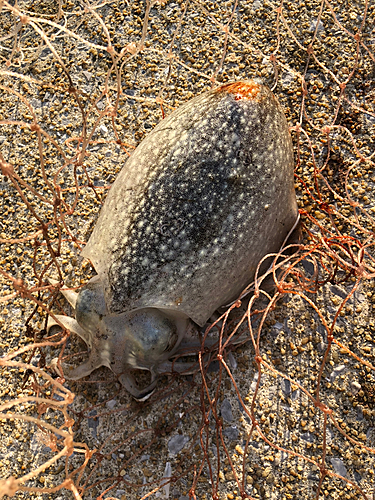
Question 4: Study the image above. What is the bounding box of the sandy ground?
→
[0,1,374,499]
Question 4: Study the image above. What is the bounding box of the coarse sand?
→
[0,1,374,499]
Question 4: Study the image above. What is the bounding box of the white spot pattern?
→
[81,81,298,326]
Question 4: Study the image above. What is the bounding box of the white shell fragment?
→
[83,80,298,326]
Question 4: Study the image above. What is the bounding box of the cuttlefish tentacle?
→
[156,331,251,375]
[118,372,158,402]
[47,314,93,348]
[51,356,102,380]
[48,278,79,309]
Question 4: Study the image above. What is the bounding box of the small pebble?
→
[350,380,362,396]
[330,364,346,381]
[280,379,291,395]
[106,399,116,409]
[221,399,233,422]
[300,432,315,443]
[82,70,92,81]
[223,426,239,441]
[330,457,347,477]
[168,435,189,455]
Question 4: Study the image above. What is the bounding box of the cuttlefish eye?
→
[75,277,107,332]
[120,308,180,363]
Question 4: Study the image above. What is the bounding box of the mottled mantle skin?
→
[84,81,297,324]
[49,80,298,400]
